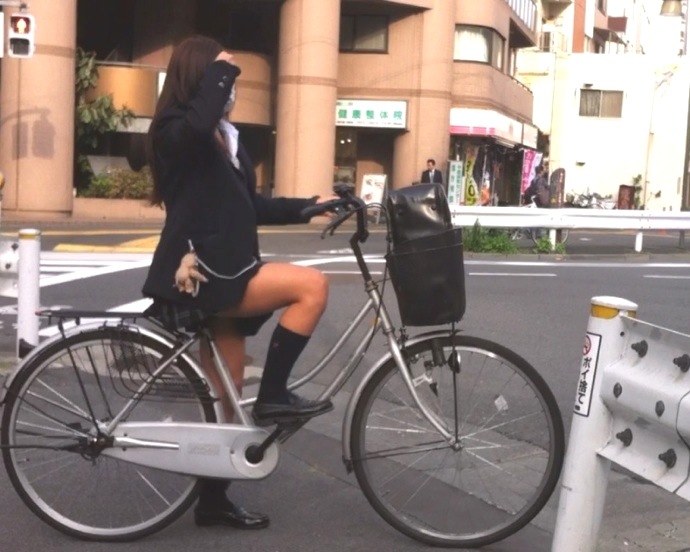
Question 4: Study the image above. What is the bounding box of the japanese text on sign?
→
[336,99,407,129]
[574,332,601,417]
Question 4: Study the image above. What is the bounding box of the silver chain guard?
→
[101,422,279,479]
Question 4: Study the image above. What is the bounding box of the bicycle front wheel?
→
[1,326,217,542]
[350,335,564,548]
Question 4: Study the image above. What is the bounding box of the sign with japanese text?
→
[521,150,542,195]
[574,332,602,417]
[463,146,480,206]
[336,100,407,129]
[447,161,464,206]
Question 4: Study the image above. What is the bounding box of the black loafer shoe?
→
[253,392,333,425]
[194,501,269,530]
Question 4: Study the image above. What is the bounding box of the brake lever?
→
[320,208,354,239]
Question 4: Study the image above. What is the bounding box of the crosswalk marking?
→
[38,252,152,288]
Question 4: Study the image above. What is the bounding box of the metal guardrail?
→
[552,296,690,551]
[450,206,690,251]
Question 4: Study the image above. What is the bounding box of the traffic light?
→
[8,13,35,58]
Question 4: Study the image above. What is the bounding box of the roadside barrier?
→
[451,206,690,252]
[552,296,690,551]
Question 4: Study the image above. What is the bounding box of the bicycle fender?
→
[340,329,454,466]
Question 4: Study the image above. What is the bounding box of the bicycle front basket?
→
[385,227,465,327]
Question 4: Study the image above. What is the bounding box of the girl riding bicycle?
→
[142,35,336,530]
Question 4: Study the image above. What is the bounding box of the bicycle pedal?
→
[252,415,303,429]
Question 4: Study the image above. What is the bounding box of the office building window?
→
[579,89,623,117]
[340,15,388,52]
[454,25,505,70]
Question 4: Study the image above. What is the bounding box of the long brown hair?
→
[147,35,224,206]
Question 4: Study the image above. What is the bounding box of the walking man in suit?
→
[420,159,443,184]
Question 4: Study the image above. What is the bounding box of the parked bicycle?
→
[565,191,616,210]
[0,186,565,548]
[510,195,570,246]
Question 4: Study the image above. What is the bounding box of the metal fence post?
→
[551,296,638,552]
[17,228,40,359]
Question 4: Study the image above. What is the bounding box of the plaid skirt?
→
[144,299,272,337]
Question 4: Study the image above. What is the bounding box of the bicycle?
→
[0,188,565,548]
[510,195,569,246]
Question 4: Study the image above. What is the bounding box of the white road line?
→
[643,275,690,279]
[39,259,152,287]
[468,272,557,277]
[322,270,384,275]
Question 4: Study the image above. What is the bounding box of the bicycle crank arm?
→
[102,422,279,480]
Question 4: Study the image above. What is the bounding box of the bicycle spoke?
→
[356,440,450,462]
[351,335,564,548]
[2,327,215,541]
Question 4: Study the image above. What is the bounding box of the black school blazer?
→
[142,61,314,312]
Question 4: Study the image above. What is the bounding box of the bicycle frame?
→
[0,203,457,480]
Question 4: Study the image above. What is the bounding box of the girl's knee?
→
[305,269,329,310]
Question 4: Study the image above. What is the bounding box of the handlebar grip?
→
[300,198,350,220]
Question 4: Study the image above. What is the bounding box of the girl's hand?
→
[174,252,208,297]
[215,51,236,65]
[316,195,341,217]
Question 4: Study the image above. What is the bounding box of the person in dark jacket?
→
[420,158,443,184]
[525,165,550,207]
[142,35,335,531]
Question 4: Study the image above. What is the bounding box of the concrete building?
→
[0,0,543,218]
[517,0,690,210]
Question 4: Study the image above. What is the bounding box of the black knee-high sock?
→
[257,324,310,403]
[198,479,230,507]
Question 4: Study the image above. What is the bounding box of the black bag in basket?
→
[385,184,466,327]
[387,183,452,244]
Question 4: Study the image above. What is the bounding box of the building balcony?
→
[593,13,628,44]
[452,61,533,122]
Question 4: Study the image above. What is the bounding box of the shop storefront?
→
[449,108,540,206]
[334,99,407,195]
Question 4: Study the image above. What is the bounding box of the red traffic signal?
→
[10,14,33,35]
[8,13,35,58]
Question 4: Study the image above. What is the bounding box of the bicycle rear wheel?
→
[1,326,217,542]
[350,334,564,548]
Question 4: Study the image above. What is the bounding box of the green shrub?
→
[533,235,566,255]
[463,221,518,254]
[78,167,153,199]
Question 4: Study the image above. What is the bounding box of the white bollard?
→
[634,231,643,253]
[17,228,41,359]
[551,296,638,552]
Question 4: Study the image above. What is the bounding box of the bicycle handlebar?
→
[299,185,370,243]
[299,198,349,220]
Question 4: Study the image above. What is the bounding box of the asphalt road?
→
[1,224,690,551]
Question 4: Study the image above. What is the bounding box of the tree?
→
[74,47,134,191]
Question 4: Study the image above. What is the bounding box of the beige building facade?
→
[0,0,543,217]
